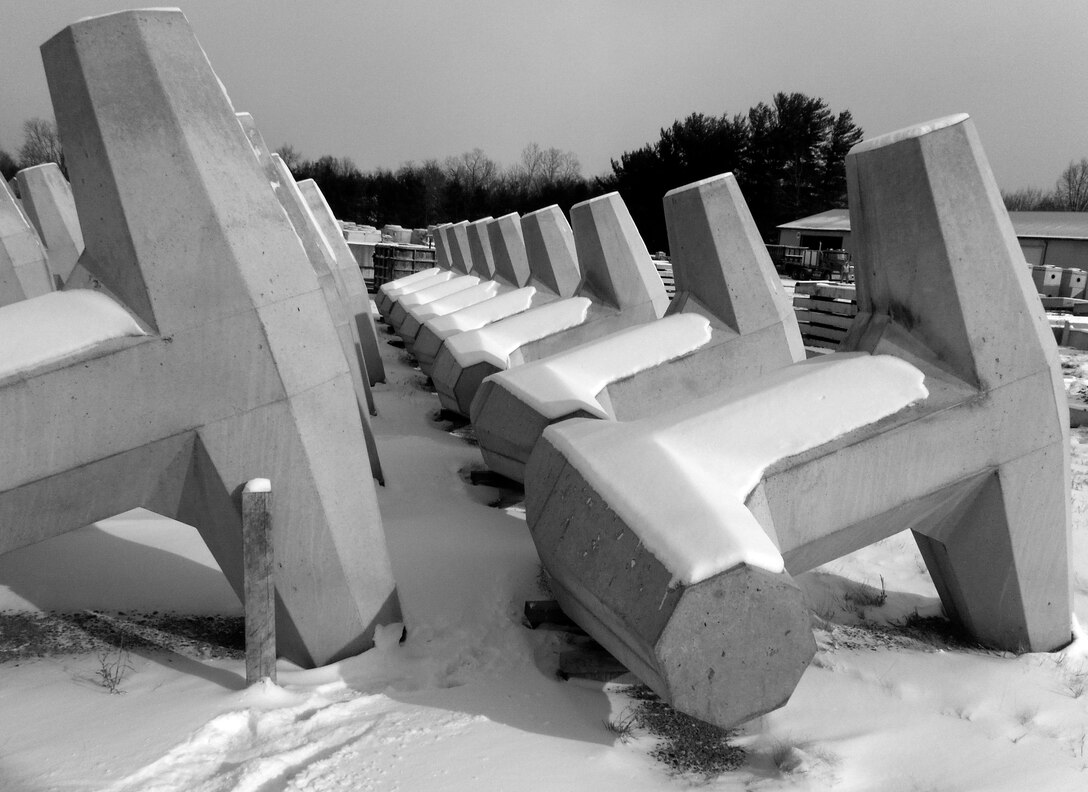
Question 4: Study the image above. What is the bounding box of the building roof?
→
[777,209,850,233]
[778,209,1088,241]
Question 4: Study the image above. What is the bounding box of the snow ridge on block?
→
[545,353,927,585]
[445,297,591,370]
[426,286,537,337]
[407,281,500,324]
[379,268,443,297]
[398,275,479,308]
[496,313,713,420]
[0,290,145,380]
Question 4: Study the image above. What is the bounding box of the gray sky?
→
[2,0,1086,191]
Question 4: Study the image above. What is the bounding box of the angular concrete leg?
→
[522,205,580,297]
[447,220,474,274]
[466,217,496,278]
[488,213,531,287]
[914,444,1072,651]
[16,162,84,285]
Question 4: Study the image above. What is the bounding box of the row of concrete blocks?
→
[379,115,1074,730]
[0,9,402,669]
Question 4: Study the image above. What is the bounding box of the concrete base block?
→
[1,180,54,303]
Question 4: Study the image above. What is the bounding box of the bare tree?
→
[444,148,499,193]
[0,147,17,181]
[1054,158,1088,211]
[17,118,64,172]
[1002,186,1050,211]
[275,143,303,172]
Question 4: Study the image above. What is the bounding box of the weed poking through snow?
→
[96,634,133,694]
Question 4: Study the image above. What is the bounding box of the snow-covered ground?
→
[1,309,1087,791]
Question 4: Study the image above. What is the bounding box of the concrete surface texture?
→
[488,213,531,287]
[2,8,401,668]
[447,220,474,275]
[15,162,84,285]
[524,114,1071,731]
[472,172,805,482]
[0,179,53,303]
[433,223,454,268]
[430,192,667,416]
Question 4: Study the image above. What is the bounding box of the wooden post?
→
[242,478,276,685]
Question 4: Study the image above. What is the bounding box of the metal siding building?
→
[778,210,1088,269]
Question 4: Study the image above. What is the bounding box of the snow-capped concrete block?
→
[473,173,804,482]
[2,8,401,668]
[0,179,53,304]
[15,162,84,285]
[431,192,666,416]
[488,213,531,288]
[466,217,496,279]
[412,208,579,377]
[525,117,1071,729]
[375,267,450,319]
[398,280,502,348]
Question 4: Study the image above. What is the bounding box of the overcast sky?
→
[1,0,1086,191]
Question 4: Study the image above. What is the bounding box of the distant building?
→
[777,209,1088,270]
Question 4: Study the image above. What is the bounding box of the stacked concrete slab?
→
[15,162,84,286]
[0,8,400,667]
[525,114,1072,728]
[472,173,805,482]
[0,179,53,304]
[431,192,668,416]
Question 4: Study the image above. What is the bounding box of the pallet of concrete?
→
[397,213,534,347]
[0,8,401,667]
[1059,268,1087,299]
[1,179,54,303]
[1041,296,1088,313]
[472,173,804,483]
[1031,265,1062,297]
[525,114,1072,729]
[652,258,675,300]
[412,205,583,377]
[431,193,669,416]
[792,281,858,349]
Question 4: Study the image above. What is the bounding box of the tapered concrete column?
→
[16,162,83,285]
[488,213,531,287]
[447,220,473,274]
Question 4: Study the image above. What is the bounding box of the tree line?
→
[1001,159,1088,212]
[8,95,1082,255]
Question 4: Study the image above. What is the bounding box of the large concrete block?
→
[15,162,84,285]
[526,115,1071,729]
[375,267,449,318]
[297,177,387,384]
[0,180,53,303]
[433,222,454,269]
[431,192,667,416]
[385,273,481,335]
[7,8,401,667]
[473,173,804,482]
[412,208,580,376]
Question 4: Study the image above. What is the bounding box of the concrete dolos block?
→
[0,179,53,303]
[4,8,401,667]
[411,206,580,377]
[431,193,667,416]
[473,173,804,482]
[525,115,1071,729]
[15,162,84,285]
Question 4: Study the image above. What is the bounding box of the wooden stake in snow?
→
[243,478,276,685]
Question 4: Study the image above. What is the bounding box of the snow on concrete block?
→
[386,274,480,334]
[376,267,444,317]
[398,280,501,348]
[466,217,496,279]
[15,162,84,285]
[413,286,537,376]
[488,213,531,288]
[5,8,401,668]
[473,172,805,482]
[0,179,53,303]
